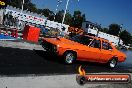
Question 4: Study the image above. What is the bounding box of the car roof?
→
[84,35,109,42]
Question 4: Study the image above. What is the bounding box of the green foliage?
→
[108,24,121,36]
[24,2,37,12]
[7,0,21,8]
[119,30,132,45]
[41,8,54,20]
[54,10,85,27]
[100,28,109,33]
[55,10,64,23]
[64,12,72,25]
[7,0,37,13]
[36,9,43,14]
[71,10,86,28]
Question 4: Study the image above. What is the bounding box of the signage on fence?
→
[4,6,70,34]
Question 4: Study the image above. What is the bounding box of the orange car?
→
[41,35,126,68]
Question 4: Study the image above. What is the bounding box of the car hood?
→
[114,49,126,58]
[42,37,83,46]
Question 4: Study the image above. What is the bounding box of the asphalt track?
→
[0,46,132,76]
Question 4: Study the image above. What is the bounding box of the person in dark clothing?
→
[9,11,13,26]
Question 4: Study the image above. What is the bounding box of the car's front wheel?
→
[108,58,118,68]
[63,52,76,64]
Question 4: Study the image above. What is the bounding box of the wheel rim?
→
[110,59,117,68]
[65,53,74,64]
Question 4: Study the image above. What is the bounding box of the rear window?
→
[102,41,113,50]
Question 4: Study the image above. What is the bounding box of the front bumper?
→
[41,40,58,54]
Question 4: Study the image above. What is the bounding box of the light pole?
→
[61,0,70,30]
[54,0,62,21]
[21,0,24,13]
[61,0,79,31]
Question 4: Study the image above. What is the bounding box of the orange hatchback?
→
[41,35,126,68]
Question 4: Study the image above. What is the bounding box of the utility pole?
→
[21,0,24,13]
[61,0,70,30]
[61,0,79,31]
[54,0,62,21]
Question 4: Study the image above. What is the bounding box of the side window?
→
[80,36,93,45]
[108,43,113,50]
[90,39,101,48]
[102,42,109,50]
[102,42,113,50]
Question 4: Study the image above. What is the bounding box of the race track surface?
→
[0,46,131,76]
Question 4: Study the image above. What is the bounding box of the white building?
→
[82,21,123,46]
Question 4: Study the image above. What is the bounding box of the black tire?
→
[79,76,87,85]
[107,58,118,69]
[63,51,76,64]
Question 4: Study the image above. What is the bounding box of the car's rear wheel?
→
[63,52,76,64]
[108,58,118,68]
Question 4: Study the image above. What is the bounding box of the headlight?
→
[57,44,60,47]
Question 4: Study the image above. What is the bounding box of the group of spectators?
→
[3,11,20,29]
[0,10,68,38]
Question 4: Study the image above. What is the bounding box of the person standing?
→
[0,9,4,25]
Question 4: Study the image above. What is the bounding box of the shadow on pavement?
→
[33,50,63,64]
[0,46,131,76]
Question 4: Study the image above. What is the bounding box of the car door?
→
[77,39,101,62]
[76,36,101,62]
[100,41,114,63]
[76,36,94,61]
[85,39,102,62]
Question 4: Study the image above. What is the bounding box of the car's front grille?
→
[42,40,56,52]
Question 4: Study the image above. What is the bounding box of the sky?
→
[31,0,132,33]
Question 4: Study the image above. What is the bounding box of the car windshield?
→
[69,35,93,45]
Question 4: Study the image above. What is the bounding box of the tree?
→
[108,24,121,36]
[7,0,21,8]
[41,9,54,20]
[54,10,72,25]
[64,12,72,25]
[71,10,86,28]
[119,30,132,45]
[100,27,109,33]
[24,1,37,12]
[37,9,43,14]
[55,10,64,23]
[7,0,37,13]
